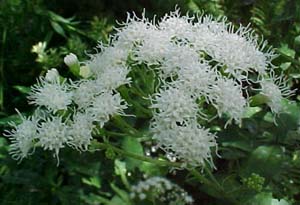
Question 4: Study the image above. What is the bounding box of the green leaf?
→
[243,107,262,118]
[240,146,287,179]
[82,176,101,189]
[110,183,131,205]
[278,44,295,58]
[250,94,269,106]
[50,21,66,37]
[13,85,31,94]
[121,136,144,171]
[114,159,127,177]
[0,114,21,126]
[247,192,290,205]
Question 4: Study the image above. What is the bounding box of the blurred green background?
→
[1,0,300,204]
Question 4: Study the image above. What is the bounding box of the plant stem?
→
[0,27,7,110]
[94,142,240,204]
[112,116,138,135]
[95,142,182,167]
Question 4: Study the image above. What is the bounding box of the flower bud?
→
[45,68,59,82]
[64,53,80,76]
[64,53,78,67]
[79,65,92,78]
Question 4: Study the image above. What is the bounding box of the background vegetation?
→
[1,0,300,204]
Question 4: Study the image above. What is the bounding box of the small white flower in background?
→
[45,68,60,82]
[28,77,73,113]
[4,111,38,161]
[64,53,79,67]
[36,116,70,161]
[260,74,294,114]
[87,92,128,127]
[130,176,193,204]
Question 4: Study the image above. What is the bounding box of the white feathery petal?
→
[28,77,72,113]
[151,119,217,167]
[87,44,129,76]
[36,116,70,160]
[151,86,198,124]
[260,74,294,114]
[68,112,94,151]
[95,65,131,91]
[210,78,248,125]
[4,112,38,161]
[176,61,217,98]
[87,92,128,127]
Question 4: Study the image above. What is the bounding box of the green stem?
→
[93,142,240,204]
[95,142,182,167]
[204,166,223,191]
[112,116,138,135]
[0,27,7,110]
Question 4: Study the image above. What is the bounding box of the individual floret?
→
[87,92,128,127]
[150,86,198,125]
[4,111,38,161]
[259,74,294,114]
[68,112,94,151]
[209,78,248,126]
[28,77,72,113]
[151,119,217,167]
[36,116,70,161]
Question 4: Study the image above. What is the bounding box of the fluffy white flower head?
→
[28,77,72,113]
[68,112,94,151]
[4,111,38,161]
[151,86,198,124]
[260,74,294,113]
[36,116,70,160]
[151,119,217,167]
[88,92,128,127]
[210,78,248,125]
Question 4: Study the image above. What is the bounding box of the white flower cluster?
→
[130,176,193,205]
[113,9,291,167]
[5,9,293,167]
[5,47,130,161]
